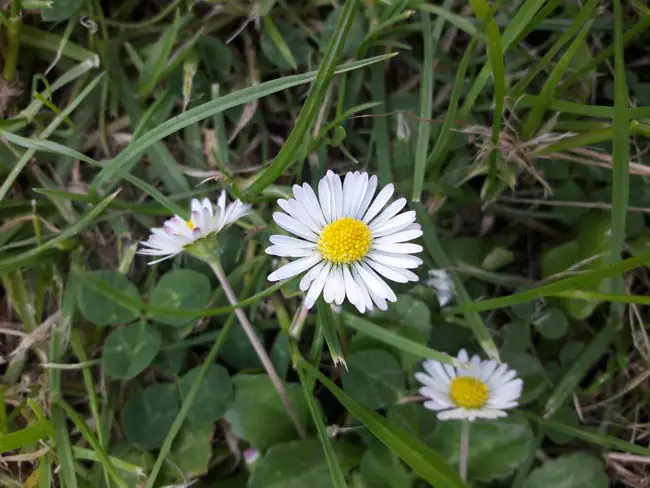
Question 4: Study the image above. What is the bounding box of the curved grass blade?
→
[92,53,394,190]
[300,360,467,488]
[343,313,454,365]
[0,73,105,202]
[241,0,360,198]
[448,250,650,314]
[0,130,187,218]
[297,366,348,488]
[0,191,119,274]
[414,202,499,360]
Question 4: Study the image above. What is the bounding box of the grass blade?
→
[92,53,394,190]
[300,360,467,488]
[343,313,454,365]
[0,191,119,274]
[414,202,500,360]
[317,298,346,367]
[241,0,360,198]
[296,366,348,488]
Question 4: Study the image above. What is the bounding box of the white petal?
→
[342,266,361,311]
[355,175,378,220]
[270,235,316,248]
[299,260,327,291]
[305,263,332,308]
[367,198,406,228]
[423,400,452,412]
[367,251,423,270]
[372,243,423,254]
[423,360,453,385]
[342,172,356,217]
[323,270,337,304]
[318,176,333,223]
[475,409,508,420]
[278,198,321,235]
[328,171,344,220]
[349,172,368,218]
[355,262,397,302]
[371,211,417,237]
[191,198,202,213]
[362,183,394,223]
[333,266,345,306]
[267,254,322,281]
[294,184,326,228]
[437,408,469,421]
[419,386,453,406]
[351,266,374,312]
[273,212,318,242]
[366,259,418,283]
[374,229,423,244]
[265,245,316,258]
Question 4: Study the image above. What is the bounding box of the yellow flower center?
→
[186,220,195,230]
[449,376,489,409]
[317,217,372,264]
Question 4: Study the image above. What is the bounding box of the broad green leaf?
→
[122,383,180,450]
[431,418,534,482]
[533,308,569,340]
[78,271,140,326]
[169,423,213,479]
[148,269,211,327]
[41,0,83,21]
[341,350,405,410]
[360,446,411,488]
[387,403,438,448]
[220,325,263,370]
[249,439,358,488]
[524,453,608,488]
[198,37,233,82]
[103,322,162,379]
[179,365,233,424]
[224,374,310,451]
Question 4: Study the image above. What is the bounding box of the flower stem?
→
[459,419,470,481]
[207,258,307,439]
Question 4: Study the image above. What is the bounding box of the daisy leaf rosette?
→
[416,349,523,421]
[138,191,251,264]
[266,170,424,313]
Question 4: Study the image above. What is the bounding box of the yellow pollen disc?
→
[449,376,489,409]
[317,217,372,264]
[185,220,195,230]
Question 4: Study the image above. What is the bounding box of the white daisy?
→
[138,191,251,264]
[266,170,423,312]
[415,349,523,421]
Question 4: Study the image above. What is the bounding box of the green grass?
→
[2,1,650,487]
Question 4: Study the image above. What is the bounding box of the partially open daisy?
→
[138,192,251,264]
[415,350,523,421]
[266,170,423,312]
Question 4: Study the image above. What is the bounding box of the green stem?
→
[3,0,22,81]
[144,319,234,488]
[459,420,470,481]
[207,258,307,439]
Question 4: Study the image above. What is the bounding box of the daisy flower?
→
[415,350,523,421]
[266,170,423,312]
[138,191,251,264]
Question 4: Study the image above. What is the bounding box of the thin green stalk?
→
[206,258,306,438]
[144,319,235,488]
[459,420,470,481]
[3,0,22,81]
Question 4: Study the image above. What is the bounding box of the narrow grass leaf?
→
[297,366,348,488]
[317,298,346,367]
[241,0,360,197]
[300,361,467,488]
[92,53,394,190]
[343,313,454,365]
[55,400,129,488]
[0,191,119,274]
[521,20,594,140]
[414,202,500,360]
[0,420,53,452]
[450,251,650,314]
